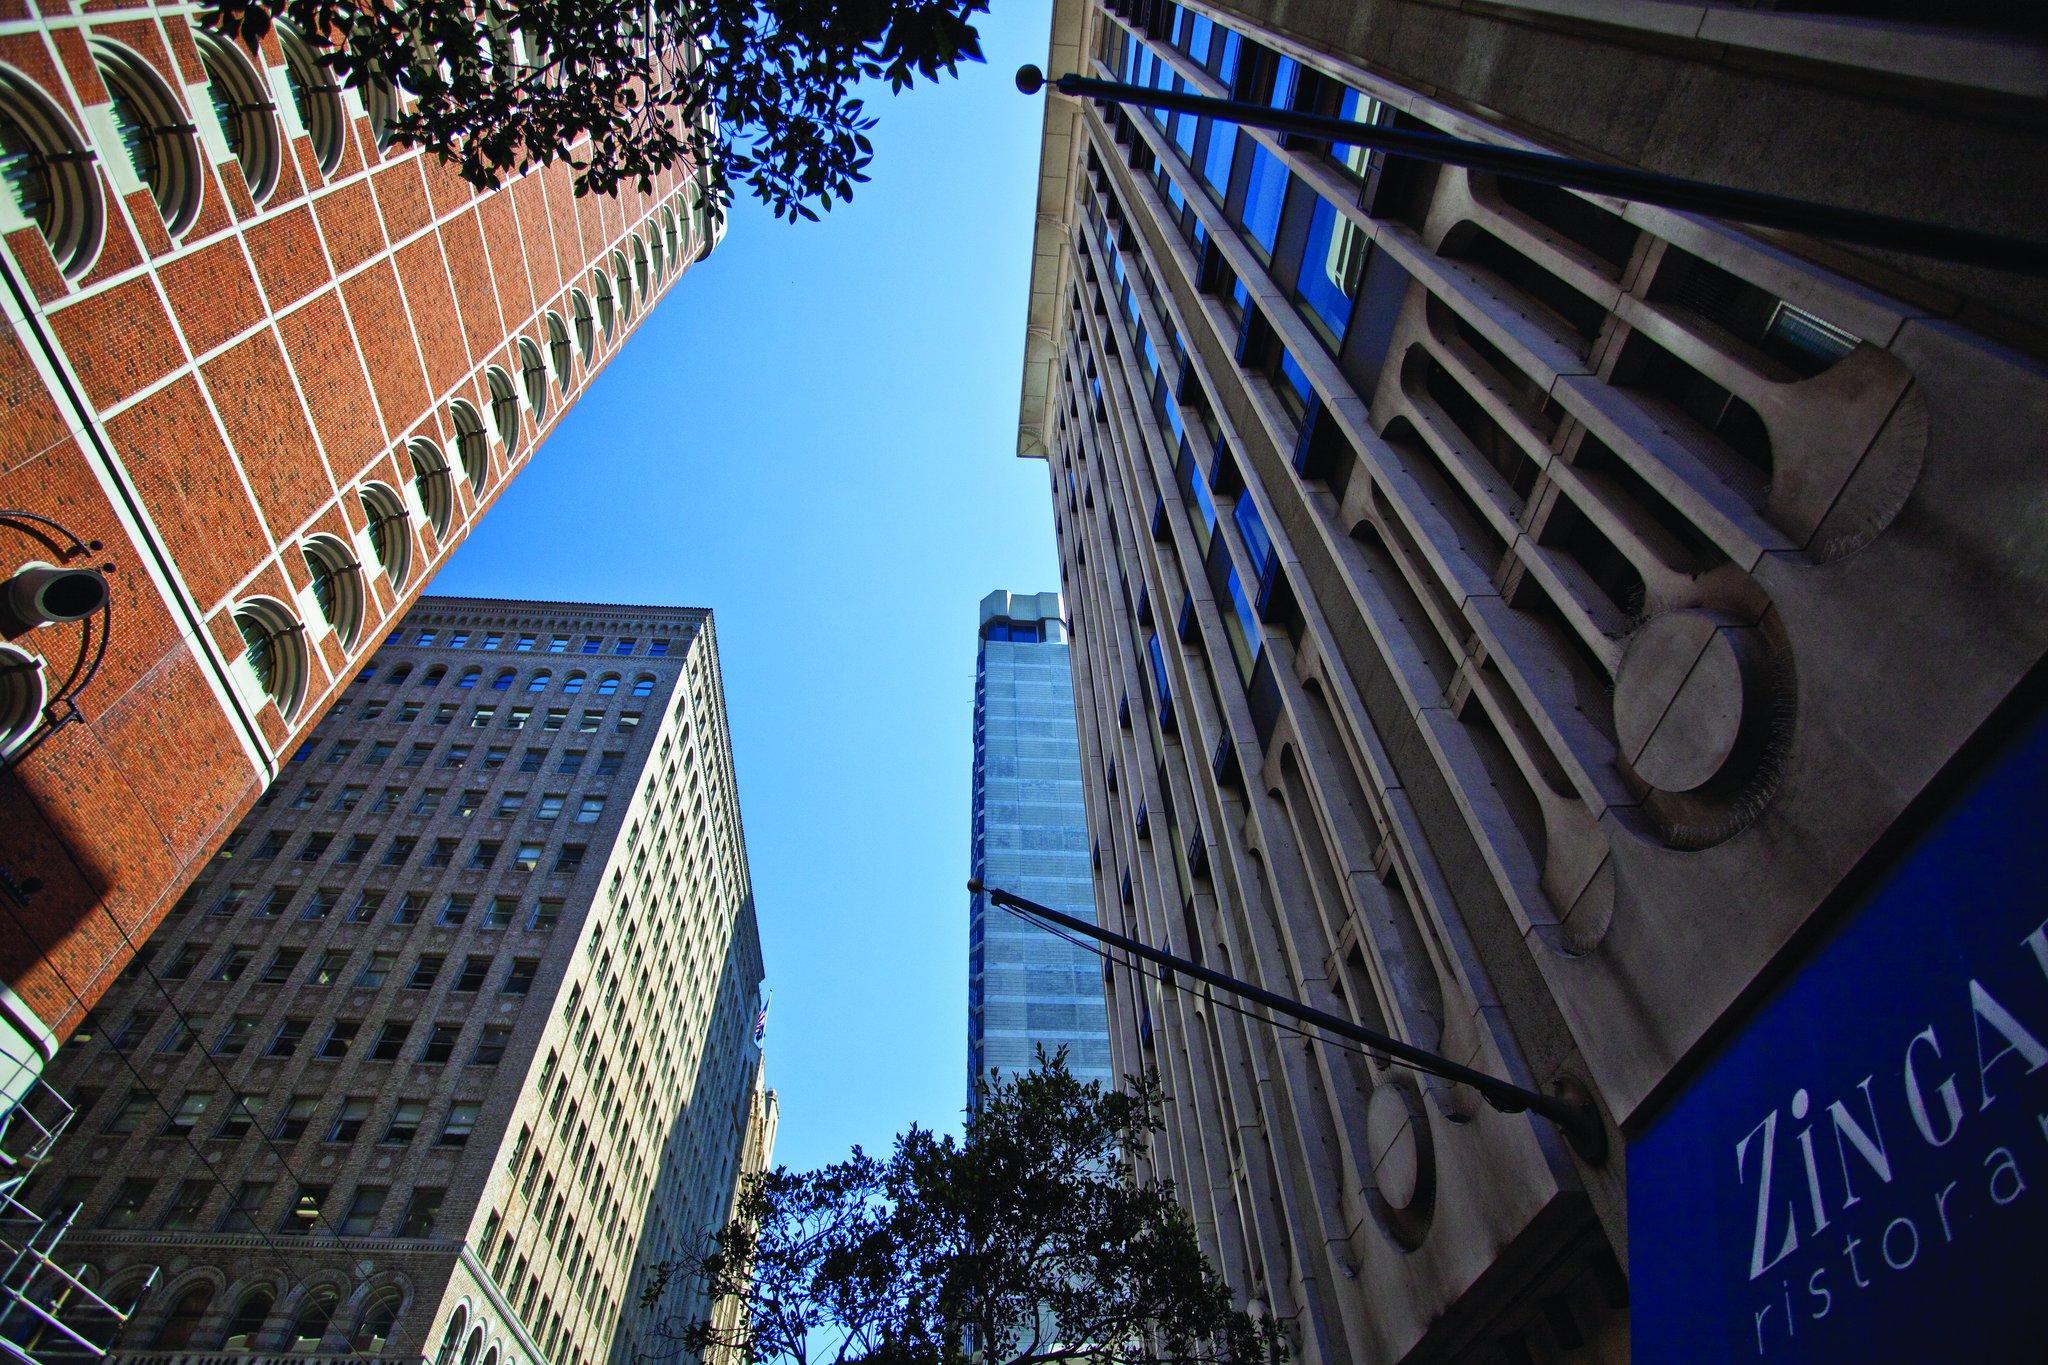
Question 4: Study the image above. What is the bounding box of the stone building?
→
[0,1,719,1069]
[1015,0,2046,1359]
[966,590,1111,1103]
[17,597,766,1365]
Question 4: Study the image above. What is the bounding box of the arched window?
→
[276,21,343,174]
[648,225,665,284]
[151,1283,214,1350]
[662,206,680,262]
[387,663,412,686]
[562,672,585,695]
[594,674,619,697]
[491,669,515,691]
[352,1289,402,1353]
[235,599,307,719]
[517,337,548,420]
[419,665,446,688]
[290,1289,338,1353]
[302,535,363,650]
[630,674,655,698]
[93,42,202,237]
[221,1287,274,1351]
[591,269,616,340]
[433,1308,467,1365]
[525,670,551,692]
[0,645,47,760]
[611,249,633,320]
[633,233,651,297]
[449,398,490,493]
[360,483,412,586]
[194,31,279,202]
[544,312,572,394]
[0,67,104,278]
[486,366,521,455]
[460,1324,484,1365]
[408,437,453,536]
[570,289,596,363]
[363,74,401,151]
[456,667,481,689]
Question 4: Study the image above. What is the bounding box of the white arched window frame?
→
[632,233,651,297]
[276,21,344,174]
[359,482,413,586]
[233,596,309,719]
[610,248,633,319]
[0,65,105,278]
[408,436,454,535]
[92,40,203,237]
[590,269,616,340]
[569,289,596,362]
[544,311,572,394]
[516,336,548,420]
[485,365,521,455]
[449,398,490,493]
[193,31,281,203]
[301,533,364,650]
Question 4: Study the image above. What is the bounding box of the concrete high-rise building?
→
[0,4,720,1073]
[698,1061,777,1365]
[1018,2,2046,1360]
[966,591,1111,1104]
[12,596,766,1365]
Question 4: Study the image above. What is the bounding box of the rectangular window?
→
[399,1186,444,1237]
[483,633,503,650]
[273,1095,318,1141]
[457,788,485,818]
[576,797,604,824]
[253,885,293,917]
[420,1023,462,1064]
[359,698,385,720]
[398,701,423,723]
[329,1097,371,1142]
[617,712,642,733]
[648,639,670,657]
[543,709,567,732]
[484,895,517,929]
[311,949,350,985]
[441,894,474,927]
[468,841,499,871]
[160,1091,208,1138]
[347,890,383,923]
[577,710,601,733]
[278,1183,327,1234]
[211,884,248,917]
[326,739,355,763]
[456,955,491,992]
[158,1178,210,1230]
[302,887,339,921]
[163,943,204,979]
[471,705,497,728]
[104,1092,151,1133]
[215,1095,262,1139]
[515,633,536,652]
[217,1179,272,1232]
[472,1024,510,1065]
[371,786,402,813]
[554,845,585,874]
[214,946,253,982]
[548,635,569,653]
[297,831,332,861]
[496,792,524,817]
[514,843,543,872]
[99,1178,153,1228]
[358,952,396,988]
[434,703,457,725]
[537,793,564,820]
[291,785,321,810]
[267,1018,308,1058]
[416,631,437,646]
[596,750,623,777]
[614,637,635,656]
[366,740,395,766]
[408,954,444,990]
[332,785,365,812]
[340,1184,388,1235]
[319,1019,359,1059]
[260,947,302,983]
[400,744,428,770]
[1239,143,1287,256]
[215,1015,258,1057]
[443,744,472,767]
[439,1102,480,1146]
[159,1016,203,1054]
[110,1009,155,1048]
[371,1021,410,1060]
[558,749,586,775]
[383,836,417,867]
[519,747,546,773]
[253,831,287,859]
[336,835,372,865]
[507,707,533,731]
[426,838,456,868]
[448,632,469,648]
[393,891,425,923]
[502,959,538,995]
[382,1100,425,1143]
[581,636,602,655]
[485,746,511,770]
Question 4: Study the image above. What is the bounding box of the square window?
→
[215,1096,263,1139]
[163,943,205,979]
[267,1018,308,1058]
[110,1009,155,1048]
[160,1091,209,1138]
[273,1096,318,1142]
[302,887,339,919]
[382,1100,425,1143]
[384,837,417,867]
[371,1021,410,1060]
[328,1097,371,1142]
[537,793,564,820]
[472,1024,510,1065]
[394,891,426,924]
[420,1023,462,1064]
[337,835,373,865]
[326,740,355,763]
[340,1184,387,1235]
[441,894,473,927]
[439,1102,480,1146]
[426,838,456,868]
[347,890,383,923]
[217,1179,272,1232]
[458,789,486,817]
[399,1186,445,1237]
[254,830,288,859]
[278,1183,327,1234]
[558,750,586,775]
[372,786,402,813]
[253,885,292,917]
[484,746,511,771]
[213,946,254,982]
[159,1017,204,1054]
[515,843,543,872]
[520,748,547,773]
[99,1178,153,1228]
[456,955,491,992]
[502,959,538,994]
[211,885,248,917]
[484,895,518,929]
[554,845,585,874]
[515,634,536,652]
[402,744,430,769]
[408,954,443,990]
[468,842,499,871]
[358,952,396,988]
[319,1019,359,1059]
[597,751,623,776]
[158,1178,210,1230]
[214,1015,258,1056]
[311,949,350,985]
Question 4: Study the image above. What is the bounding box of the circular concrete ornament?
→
[1613,610,1758,794]
[1366,1083,1421,1211]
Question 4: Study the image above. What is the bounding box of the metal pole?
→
[1016,66,2048,276]
[970,880,1606,1160]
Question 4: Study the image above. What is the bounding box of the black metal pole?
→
[1016,66,2048,276]
[971,879,1606,1160]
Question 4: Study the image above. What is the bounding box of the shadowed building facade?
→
[1017,0,2046,1360]
[967,590,1112,1106]
[0,1,721,1082]
[17,597,765,1365]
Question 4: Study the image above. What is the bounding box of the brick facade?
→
[0,1,719,1050]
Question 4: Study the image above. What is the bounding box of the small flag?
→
[753,992,771,1044]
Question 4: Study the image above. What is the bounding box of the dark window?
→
[438,1102,479,1146]
[339,1184,387,1234]
[267,1018,309,1058]
[273,1095,318,1141]
[371,1021,410,1060]
[502,959,538,995]
[318,1019,359,1059]
[408,955,443,990]
[399,1186,444,1237]
[421,1023,461,1063]
[456,955,491,992]
[328,1097,371,1142]
[382,1100,424,1143]
[472,1024,510,1065]
[100,1178,153,1228]
[277,1183,327,1234]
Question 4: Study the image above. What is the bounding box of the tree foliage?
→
[198,0,988,219]
[641,1053,1285,1365]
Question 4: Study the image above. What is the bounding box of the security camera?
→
[2,561,108,635]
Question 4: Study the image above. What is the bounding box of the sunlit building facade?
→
[967,590,1112,1105]
[1018,0,2047,1359]
[19,597,765,1365]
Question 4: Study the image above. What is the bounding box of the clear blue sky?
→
[427,0,1059,1170]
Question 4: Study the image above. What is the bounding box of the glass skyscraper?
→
[967,590,1113,1107]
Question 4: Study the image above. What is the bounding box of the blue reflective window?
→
[1186,458,1219,537]
[1172,105,1197,158]
[1269,56,1297,109]
[1140,330,1160,379]
[1186,15,1212,64]
[1296,197,1359,345]
[1276,345,1313,416]
[1201,122,1236,195]
[1216,30,1242,84]
[1224,565,1262,666]
[1240,145,1287,256]
[1234,491,1277,583]
[1146,632,1172,705]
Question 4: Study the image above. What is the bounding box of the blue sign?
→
[1631,708,2048,1362]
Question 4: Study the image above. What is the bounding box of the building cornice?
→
[1017,0,1091,460]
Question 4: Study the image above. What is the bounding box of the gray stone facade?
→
[1018,1,2046,1359]
[23,597,765,1365]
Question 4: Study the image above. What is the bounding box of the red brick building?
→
[0,0,715,1069]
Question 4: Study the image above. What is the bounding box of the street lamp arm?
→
[970,879,1607,1162]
